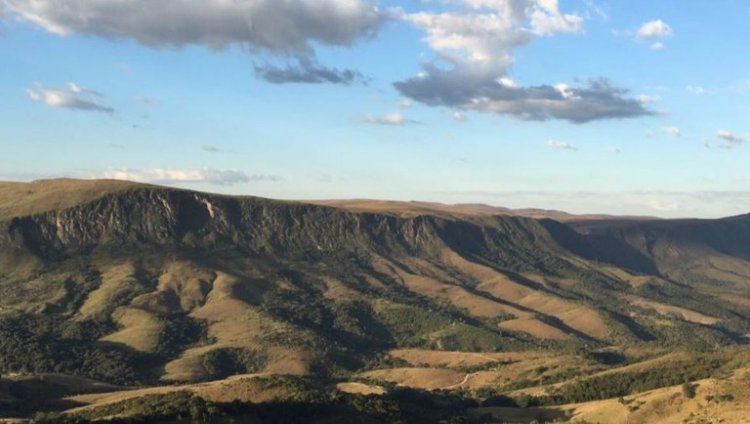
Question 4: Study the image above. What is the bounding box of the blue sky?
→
[1,0,749,218]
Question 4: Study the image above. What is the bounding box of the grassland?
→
[1,179,750,422]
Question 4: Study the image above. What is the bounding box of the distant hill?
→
[1,179,749,422]
[310,198,655,222]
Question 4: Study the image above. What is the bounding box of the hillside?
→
[310,199,654,221]
[1,179,749,422]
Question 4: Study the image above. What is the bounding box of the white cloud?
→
[582,0,609,22]
[398,0,580,74]
[27,82,113,113]
[498,77,519,88]
[687,85,707,95]
[4,0,384,84]
[5,0,383,53]
[648,199,680,212]
[528,0,584,36]
[100,168,281,185]
[636,19,673,39]
[662,126,681,138]
[716,129,746,149]
[361,112,418,126]
[633,19,672,49]
[451,110,467,121]
[398,99,414,109]
[637,94,661,104]
[546,139,577,150]
[395,1,651,123]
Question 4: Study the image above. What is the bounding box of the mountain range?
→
[2,179,750,423]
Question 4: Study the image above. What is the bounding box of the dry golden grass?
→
[154,262,216,312]
[443,251,611,339]
[321,277,360,300]
[0,179,144,220]
[389,349,549,368]
[469,406,568,423]
[560,367,750,423]
[65,373,275,414]
[335,382,387,395]
[629,296,719,325]
[498,318,570,340]
[369,250,612,341]
[471,368,750,424]
[62,365,750,424]
[507,351,688,398]
[594,266,668,288]
[309,200,508,218]
[371,254,529,319]
[398,271,523,318]
[702,257,750,287]
[95,262,222,355]
[78,263,142,319]
[358,368,467,391]
[162,271,313,382]
[368,349,601,393]
[310,199,622,221]
[101,306,164,353]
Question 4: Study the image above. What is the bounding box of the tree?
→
[682,382,697,399]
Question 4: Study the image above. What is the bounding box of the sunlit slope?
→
[0,179,748,388]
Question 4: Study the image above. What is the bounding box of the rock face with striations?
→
[2,184,574,271]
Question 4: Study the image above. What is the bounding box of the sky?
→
[1,0,749,218]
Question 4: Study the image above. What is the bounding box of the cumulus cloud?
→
[101,168,281,185]
[4,0,384,83]
[546,139,576,150]
[648,199,679,212]
[361,112,418,126]
[395,0,651,123]
[687,85,707,95]
[397,71,652,123]
[649,41,664,50]
[636,19,673,39]
[396,0,579,74]
[254,61,363,85]
[528,0,584,35]
[662,126,681,138]
[398,99,414,109]
[27,83,114,113]
[635,19,672,49]
[451,110,467,121]
[637,94,660,104]
[716,130,746,149]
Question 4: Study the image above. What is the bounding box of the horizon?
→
[2,0,749,219]
[4,176,738,221]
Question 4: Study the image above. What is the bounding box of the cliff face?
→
[1,186,569,273]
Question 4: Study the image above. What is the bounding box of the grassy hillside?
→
[1,179,749,421]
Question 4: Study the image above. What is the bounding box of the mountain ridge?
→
[2,179,750,422]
